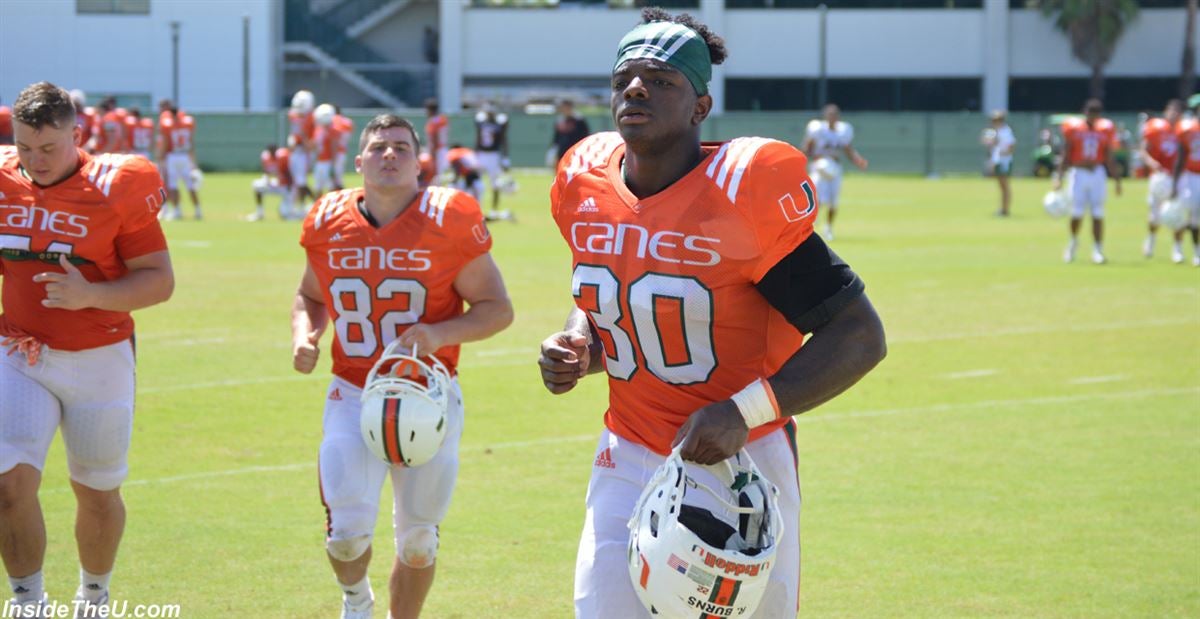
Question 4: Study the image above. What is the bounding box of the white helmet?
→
[628,448,782,619]
[359,340,452,467]
[291,89,315,113]
[1159,198,1189,231]
[69,89,87,109]
[1149,173,1175,201]
[314,103,336,127]
[1043,189,1069,218]
[812,157,838,181]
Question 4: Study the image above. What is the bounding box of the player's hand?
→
[397,323,446,358]
[1052,177,1063,191]
[856,156,869,171]
[671,401,749,465]
[293,330,321,374]
[33,255,96,310]
[538,331,590,395]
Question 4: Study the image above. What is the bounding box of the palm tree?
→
[1036,0,1140,101]
[1183,0,1197,99]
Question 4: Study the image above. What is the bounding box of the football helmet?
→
[812,157,839,181]
[1043,189,1069,218]
[1159,198,1189,231]
[291,89,315,114]
[359,341,452,467]
[628,448,782,619]
[1149,173,1174,202]
[314,103,336,127]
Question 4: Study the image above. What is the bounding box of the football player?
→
[70,90,97,154]
[1140,99,1182,260]
[473,101,511,219]
[124,107,155,161]
[537,10,886,618]
[312,104,340,198]
[1170,94,1200,266]
[424,98,449,180]
[332,106,354,191]
[0,81,174,618]
[157,105,202,221]
[288,90,318,215]
[0,105,11,145]
[984,110,1016,217]
[1054,99,1122,264]
[802,102,868,240]
[291,114,512,619]
[92,98,126,155]
[247,144,296,221]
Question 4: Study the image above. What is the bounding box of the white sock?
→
[1174,241,1183,252]
[9,571,43,604]
[79,568,111,601]
[339,575,372,609]
[1067,238,1078,250]
[1094,242,1103,253]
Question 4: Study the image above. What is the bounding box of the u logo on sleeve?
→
[778,181,815,223]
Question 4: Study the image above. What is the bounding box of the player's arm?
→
[842,143,868,170]
[1106,140,1122,196]
[675,238,887,465]
[35,250,173,312]
[1172,138,1187,199]
[802,136,815,158]
[539,306,605,395]
[291,261,328,374]
[1054,133,1070,190]
[397,252,513,355]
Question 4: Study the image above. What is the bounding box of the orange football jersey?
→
[300,186,493,387]
[126,117,154,153]
[1141,118,1179,170]
[77,108,98,148]
[162,114,195,154]
[94,109,128,154]
[447,147,478,175]
[0,147,168,350]
[551,132,818,454]
[0,106,11,143]
[315,125,339,163]
[1176,119,1200,174]
[333,115,354,154]
[425,115,448,152]
[1062,117,1115,167]
[288,110,315,148]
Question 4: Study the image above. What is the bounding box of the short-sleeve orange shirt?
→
[0,147,168,350]
[300,186,493,387]
[551,132,819,454]
[1062,117,1115,167]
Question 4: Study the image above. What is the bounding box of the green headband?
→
[614,21,712,96]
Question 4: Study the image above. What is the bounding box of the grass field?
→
[27,170,1200,618]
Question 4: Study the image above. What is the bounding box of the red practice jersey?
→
[425,115,448,152]
[1061,117,1115,167]
[551,132,818,454]
[0,147,168,350]
[300,186,493,387]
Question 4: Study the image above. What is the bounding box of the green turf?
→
[27,171,1200,618]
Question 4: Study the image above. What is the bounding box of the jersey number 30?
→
[573,265,715,385]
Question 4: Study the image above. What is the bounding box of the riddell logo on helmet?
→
[694,546,767,577]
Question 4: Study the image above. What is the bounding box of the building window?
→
[728,0,982,8]
[77,0,150,14]
[1009,77,1181,112]
[726,78,981,111]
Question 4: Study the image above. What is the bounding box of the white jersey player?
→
[803,103,868,240]
[473,102,511,218]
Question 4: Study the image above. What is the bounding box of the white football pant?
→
[574,426,801,619]
[1068,166,1107,219]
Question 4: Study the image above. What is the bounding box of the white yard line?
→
[1067,374,1128,385]
[939,369,998,380]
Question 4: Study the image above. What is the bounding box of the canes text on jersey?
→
[570,222,720,266]
[0,204,88,238]
[328,247,432,271]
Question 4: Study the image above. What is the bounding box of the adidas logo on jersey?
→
[577,197,599,213]
[329,388,343,401]
[330,232,344,242]
[594,447,616,469]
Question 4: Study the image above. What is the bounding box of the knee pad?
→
[327,533,371,562]
[397,525,438,568]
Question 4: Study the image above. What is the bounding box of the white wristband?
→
[730,378,781,429]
